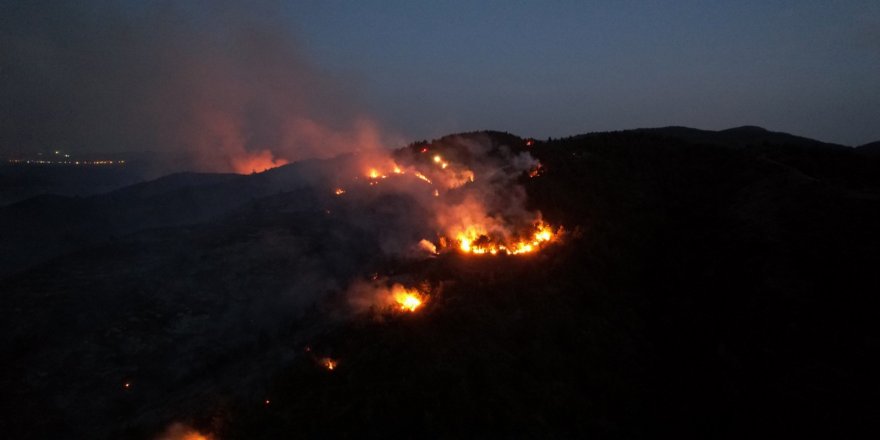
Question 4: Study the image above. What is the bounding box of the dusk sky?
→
[2,0,879,164]
[289,1,880,146]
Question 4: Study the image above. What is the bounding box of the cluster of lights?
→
[7,159,125,165]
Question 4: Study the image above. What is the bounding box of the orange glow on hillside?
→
[231,150,288,174]
[157,424,213,440]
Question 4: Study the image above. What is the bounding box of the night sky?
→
[2,1,879,166]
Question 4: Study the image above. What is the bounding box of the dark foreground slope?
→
[221,131,880,438]
[2,128,879,438]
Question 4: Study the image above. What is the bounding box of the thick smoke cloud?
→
[0,1,391,172]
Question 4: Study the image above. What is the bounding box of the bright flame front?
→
[452,221,557,256]
[391,285,425,312]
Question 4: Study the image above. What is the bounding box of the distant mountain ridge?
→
[570,125,849,150]
[857,140,880,156]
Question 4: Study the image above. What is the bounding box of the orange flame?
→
[414,172,432,184]
[450,221,557,256]
[528,164,543,178]
[391,284,425,312]
[321,358,338,371]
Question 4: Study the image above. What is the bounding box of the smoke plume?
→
[0,1,393,173]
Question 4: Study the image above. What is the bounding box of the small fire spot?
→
[320,358,338,371]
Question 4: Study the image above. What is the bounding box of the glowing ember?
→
[431,154,450,169]
[321,358,338,371]
[528,164,543,178]
[334,188,345,195]
[414,172,432,184]
[433,189,440,197]
[368,169,381,179]
[123,382,131,389]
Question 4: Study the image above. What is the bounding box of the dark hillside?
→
[220,131,880,437]
[857,140,880,156]
[2,129,878,438]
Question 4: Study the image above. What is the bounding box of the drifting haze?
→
[0,1,393,173]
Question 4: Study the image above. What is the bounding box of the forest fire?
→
[364,161,408,182]
[350,142,559,260]
[391,285,425,312]
[346,280,430,315]
[452,221,557,256]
